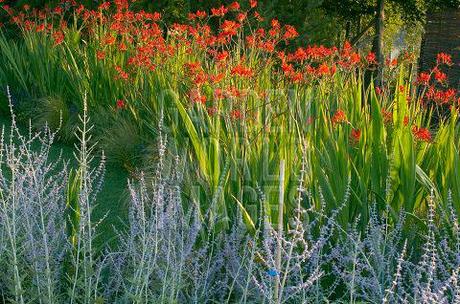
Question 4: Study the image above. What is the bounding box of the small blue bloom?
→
[266,268,278,277]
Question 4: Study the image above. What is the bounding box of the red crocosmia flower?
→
[433,68,447,83]
[271,19,280,29]
[382,109,392,124]
[424,86,457,104]
[317,63,330,76]
[99,2,110,10]
[250,0,258,8]
[114,0,129,11]
[220,20,240,36]
[209,73,225,84]
[214,88,225,100]
[236,13,247,22]
[231,64,254,77]
[54,6,63,15]
[207,106,218,116]
[115,66,129,81]
[403,116,409,126]
[283,25,298,40]
[184,61,201,72]
[211,5,228,17]
[52,31,65,46]
[193,71,208,86]
[190,10,207,20]
[227,1,240,10]
[76,4,85,14]
[119,42,127,51]
[332,109,347,125]
[231,109,243,120]
[116,99,125,109]
[330,65,337,75]
[269,27,279,38]
[375,86,383,96]
[36,24,45,32]
[103,34,116,46]
[196,10,207,18]
[24,20,35,31]
[389,58,398,67]
[366,52,376,64]
[152,12,162,21]
[437,52,452,66]
[254,11,264,22]
[417,72,430,85]
[288,72,303,83]
[399,85,405,93]
[349,52,361,65]
[350,128,361,143]
[189,88,206,104]
[96,50,106,60]
[412,126,432,143]
[342,41,352,55]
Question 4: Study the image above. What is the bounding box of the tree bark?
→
[372,0,385,87]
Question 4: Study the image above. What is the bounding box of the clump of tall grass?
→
[0,1,458,232]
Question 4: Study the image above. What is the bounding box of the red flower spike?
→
[332,109,347,125]
[417,72,430,85]
[116,99,125,109]
[227,2,240,11]
[283,25,298,40]
[403,116,409,126]
[254,11,264,22]
[350,128,361,143]
[366,52,376,64]
[211,5,228,17]
[96,50,106,60]
[231,64,254,78]
[412,126,432,143]
[433,68,447,83]
[52,31,65,46]
[220,20,240,37]
[437,53,452,66]
[237,13,247,22]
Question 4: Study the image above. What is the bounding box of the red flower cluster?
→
[350,128,361,144]
[417,72,430,85]
[332,109,347,125]
[231,64,254,78]
[437,53,452,66]
[116,99,125,109]
[425,87,457,105]
[3,0,457,123]
[412,126,432,143]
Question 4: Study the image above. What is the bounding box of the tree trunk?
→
[372,0,385,87]
[364,0,385,102]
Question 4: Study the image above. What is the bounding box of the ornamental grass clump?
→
[0,0,458,233]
